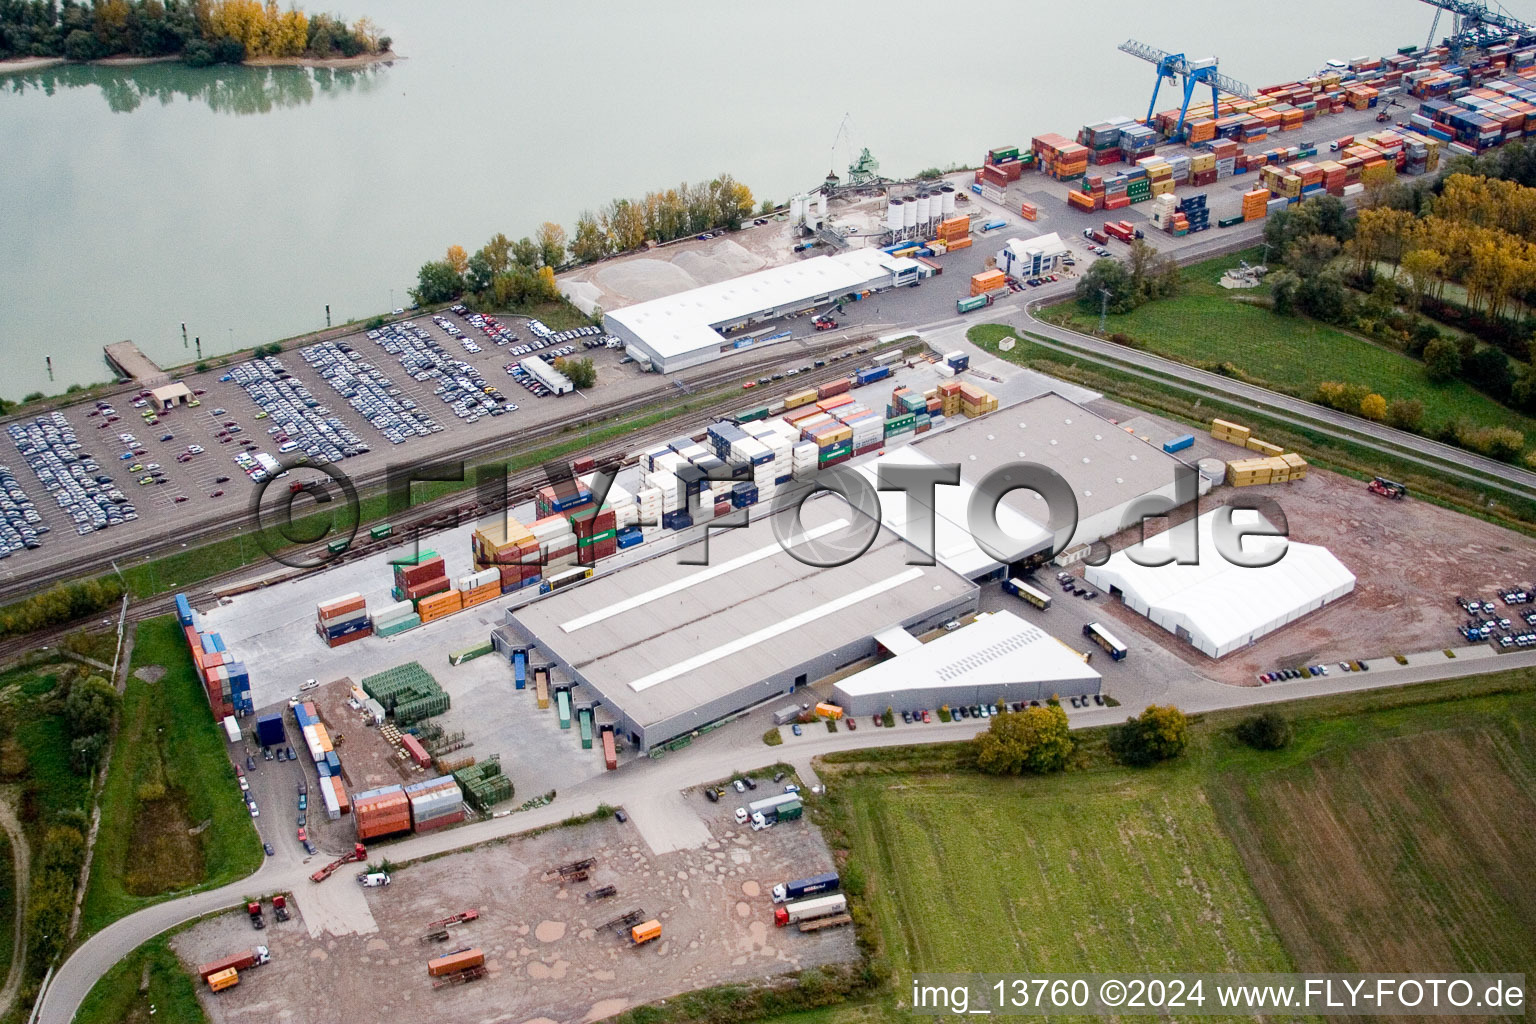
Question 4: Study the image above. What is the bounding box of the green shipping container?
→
[327,539,350,554]
[577,529,617,547]
[776,799,803,821]
[737,405,769,423]
[557,690,572,729]
[370,523,394,540]
[390,548,438,567]
[578,710,593,749]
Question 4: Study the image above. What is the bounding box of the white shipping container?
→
[321,776,341,820]
[469,567,500,589]
[223,716,242,743]
[372,599,414,623]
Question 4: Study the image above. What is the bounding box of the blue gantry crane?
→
[1419,0,1535,59]
[1118,39,1258,140]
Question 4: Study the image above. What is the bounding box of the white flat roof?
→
[1002,231,1067,256]
[834,610,1100,699]
[1084,508,1356,658]
[608,250,920,360]
[855,445,1052,578]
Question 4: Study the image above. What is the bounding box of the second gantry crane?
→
[1118,39,1258,141]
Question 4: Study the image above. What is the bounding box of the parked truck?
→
[630,920,662,946]
[956,293,995,314]
[748,792,802,817]
[198,946,269,984]
[601,725,618,771]
[772,870,839,903]
[773,703,809,726]
[427,947,485,977]
[207,968,240,992]
[774,893,849,927]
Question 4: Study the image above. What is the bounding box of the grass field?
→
[737,672,1536,1024]
[1040,249,1536,447]
[72,933,208,1024]
[77,616,261,939]
[2,664,92,828]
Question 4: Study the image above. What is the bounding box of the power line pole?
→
[1098,288,1112,334]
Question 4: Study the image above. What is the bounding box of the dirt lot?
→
[173,793,855,1024]
[557,190,898,316]
[1074,451,1536,686]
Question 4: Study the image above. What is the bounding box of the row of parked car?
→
[430,313,482,353]
[226,355,374,465]
[367,321,512,423]
[0,465,46,557]
[299,342,439,446]
[9,411,137,541]
[1455,591,1536,647]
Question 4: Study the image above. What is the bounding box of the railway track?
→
[0,329,888,607]
[0,335,895,652]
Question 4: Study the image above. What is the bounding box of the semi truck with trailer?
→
[198,946,269,984]
[772,870,839,903]
[774,893,849,927]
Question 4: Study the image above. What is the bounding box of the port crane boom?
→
[1119,39,1257,140]
[1419,0,1535,57]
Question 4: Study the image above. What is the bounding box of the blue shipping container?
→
[325,751,341,772]
[211,633,226,653]
[175,594,193,626]
[616,532,643,550]
[256,714,284,747]
[1163,434,1195,454]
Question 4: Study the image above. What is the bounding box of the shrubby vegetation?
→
[1076,239,1181,314]
[0,577,124,638]
[1108,704,1189,766]
[0,0,389,64]
[1235,710,1292,751]
[973,700,1074,775]
[413,174,757,307]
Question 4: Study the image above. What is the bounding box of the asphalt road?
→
[1007,295,1536,500]
[36,644,1536,1024]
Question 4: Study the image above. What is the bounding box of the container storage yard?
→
[170,805,855,1024]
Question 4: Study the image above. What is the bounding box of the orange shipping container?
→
[816,394,855,413]
[969,269,1007,296]
[427,949,486,976]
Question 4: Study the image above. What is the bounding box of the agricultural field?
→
[1040,250,1536,446]
[1209,698,1536,977]
[77,616,261,938]
[740,675,1536,1024]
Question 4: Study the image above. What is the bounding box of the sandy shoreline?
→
[0,48,397,76]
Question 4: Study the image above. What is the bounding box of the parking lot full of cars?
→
[7,410,135,546]
[297,342,437,446]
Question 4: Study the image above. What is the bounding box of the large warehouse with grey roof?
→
[499,500,977,751]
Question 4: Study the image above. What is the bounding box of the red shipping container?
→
[406,576,450,600]
[326,628,371,649]
[413,809,466,832]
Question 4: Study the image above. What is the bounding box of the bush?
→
[365,316,387,330]
[1314,381,1373,413]
[1424,337,1463,383]
[1386,398,1425,432]
[1359,393,1388,421]
[762,728,782,746]
[1108,705,1189,766]
[1235,711,1293,750]
[973,703,1073,775]
[1464,347,1515,401]
[882,706,895,728]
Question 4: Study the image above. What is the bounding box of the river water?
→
[1,0,1421,398]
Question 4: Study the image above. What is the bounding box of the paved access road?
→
[37,645,1536,1024]
[999,290,1536,501]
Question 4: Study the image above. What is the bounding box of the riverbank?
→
[0,49,394,77]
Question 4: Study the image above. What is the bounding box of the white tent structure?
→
[1084,508,1355,658]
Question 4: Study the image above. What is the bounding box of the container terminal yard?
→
[23,20,1536,1024]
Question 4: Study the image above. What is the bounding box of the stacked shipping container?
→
[175,594,253,720]
[315,592,372,649]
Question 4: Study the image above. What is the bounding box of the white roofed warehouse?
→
[831,610,1100,716]
[1084,507,1356,658]
[605,250,928,373]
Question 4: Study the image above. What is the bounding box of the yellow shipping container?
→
[1211,418,1250,440]
[1245,437,1284,456]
